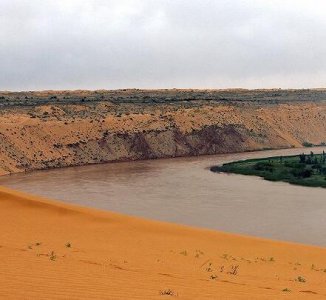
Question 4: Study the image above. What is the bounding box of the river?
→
[1,147,325,246]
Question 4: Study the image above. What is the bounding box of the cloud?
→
[0,0,325,90]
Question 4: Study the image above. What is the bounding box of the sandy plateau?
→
[0,90,326,299]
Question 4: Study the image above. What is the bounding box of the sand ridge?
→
[0,186,325,299]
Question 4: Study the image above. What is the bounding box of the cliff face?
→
[0,89,326,175]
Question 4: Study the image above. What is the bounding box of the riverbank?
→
[2,146,326,246]
[1,186,325,299]
[1,89,326,176]
[212,152,326,188]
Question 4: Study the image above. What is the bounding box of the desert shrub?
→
[253,161,274,172]
[291,168,312,178]
[303,141,313,147]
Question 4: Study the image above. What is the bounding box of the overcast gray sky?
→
[1,0,325,91]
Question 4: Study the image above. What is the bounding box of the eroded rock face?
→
[0,89,326,175]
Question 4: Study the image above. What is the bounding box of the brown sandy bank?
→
[0,186,325,299]
[1,89,326,176]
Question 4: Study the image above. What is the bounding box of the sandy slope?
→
[0,186,325,299]
[1,94,326,176]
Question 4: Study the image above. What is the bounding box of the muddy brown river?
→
[1,147,325,246]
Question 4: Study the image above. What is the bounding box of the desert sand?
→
[0,186,325,299]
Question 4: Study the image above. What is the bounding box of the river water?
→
[1,147,325,246]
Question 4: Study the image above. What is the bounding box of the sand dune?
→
[0,186,325,299]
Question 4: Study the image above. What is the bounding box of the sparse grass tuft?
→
[159,289,175,296]
[228,265,239,275]
[296,276,306,283]
[49,251,57,261]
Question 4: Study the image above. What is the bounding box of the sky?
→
[0,0,326,91]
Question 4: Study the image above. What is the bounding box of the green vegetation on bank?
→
[211,151,326,188]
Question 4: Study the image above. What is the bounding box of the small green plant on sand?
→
[221,254,228,260]
[206,262,213,272]
[296,276,306,283]
[49,251,57,261]
[29,242,42,249]
[159,289,175,296]
[228,265,239,275]
[65,242,72,248]
[282,288,291,292]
